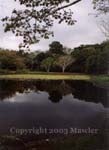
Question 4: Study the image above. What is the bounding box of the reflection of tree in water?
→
[66,80,108,107]
[0,80,38,101]
[60,80,74,96]
[39,80,73,103]
[48,80,74,103]
[48,90,62,103]
[0,80,107,106]
[0,80,73,102]
[0,80,19,100]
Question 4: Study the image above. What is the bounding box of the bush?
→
[15,69,30,74]
[0,69,10,74]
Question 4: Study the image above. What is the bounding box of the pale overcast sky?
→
[0,0,106,51]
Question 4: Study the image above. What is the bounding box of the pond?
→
[0,79,108,149]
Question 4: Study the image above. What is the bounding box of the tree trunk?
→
[107,66,109,75]
[47,67,50,72]
[62,66,65,73]
[107,59,109,75]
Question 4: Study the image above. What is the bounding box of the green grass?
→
[0,73,109,82]
[91,75,109,82]
[0,74,91,80]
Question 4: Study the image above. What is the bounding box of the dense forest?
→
[0,40,108,74]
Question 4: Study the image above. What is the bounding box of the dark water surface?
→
[0,79,108,136]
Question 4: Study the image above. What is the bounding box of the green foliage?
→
[49,41,64,54]
[15,69,29,74]
[0,69,10,74]
[55,55,74,72]
[0,41,108,74]
[41,57,55,72]
[0,49,25,70]
[71,41,108,74]
[23,52,37,70]
[33,52,50,71]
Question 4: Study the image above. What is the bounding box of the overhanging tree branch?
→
[54,0,82,12]
[2,0,82,50]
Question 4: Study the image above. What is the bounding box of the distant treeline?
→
[0,41,108,74]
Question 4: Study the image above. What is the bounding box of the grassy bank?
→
[91,75,109,82]
[0,74,91,80]
[0,73,109,82]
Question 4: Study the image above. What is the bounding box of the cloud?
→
[0,0,106,51]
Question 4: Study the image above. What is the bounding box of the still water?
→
[0,79,108,136]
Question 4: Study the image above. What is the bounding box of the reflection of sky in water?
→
[0,80,108,135]
[0,91,107,134]
[3,91,105,112]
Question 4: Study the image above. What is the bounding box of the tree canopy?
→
[41,57,55,72]
[93,0,109,14]
[0,41,108,74]
[0,49,25,70]
[55,55,73,72]
[49,41,64,54]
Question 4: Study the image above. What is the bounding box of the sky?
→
[0,0,106,51]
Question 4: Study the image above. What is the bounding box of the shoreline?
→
[0,132,105,150]
[0,74,109,83]
[0,74,91,80]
